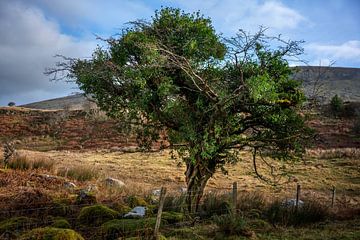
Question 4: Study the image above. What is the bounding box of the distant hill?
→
[293,66,360,103]
[20,66,360,110]
[20,94,95,110]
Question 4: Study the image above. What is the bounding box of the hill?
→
[20,93,95,110]
[293,66,360,103]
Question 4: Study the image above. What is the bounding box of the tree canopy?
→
[49,8,312,212]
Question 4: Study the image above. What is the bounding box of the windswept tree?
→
[47,8,312,213]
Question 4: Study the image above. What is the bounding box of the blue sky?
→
[0,0,359,106]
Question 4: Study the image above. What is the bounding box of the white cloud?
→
[306,40,360,66]
[168,0,307,34]
[0,1,96,105]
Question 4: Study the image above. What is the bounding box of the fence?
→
[0,181,355,240]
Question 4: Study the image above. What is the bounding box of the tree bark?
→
[185,161,214,214]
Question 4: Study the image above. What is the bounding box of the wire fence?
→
[0,182,358,240]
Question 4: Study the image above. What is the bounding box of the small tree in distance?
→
[7,102,16,107]
[47,8,312,213]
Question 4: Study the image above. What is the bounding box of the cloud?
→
[306,40,360,66]
[168,0,306,34]
[0,1,96,106]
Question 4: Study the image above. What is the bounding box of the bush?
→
[20,227,84,240]
[236,192,267,214]
[213,213,253,237]
[78,204,119,227]
[199,193,231,218]
[330,94,344,117]
[266,199,329,226]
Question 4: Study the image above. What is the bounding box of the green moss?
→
[111,203,132,215]
[78,204,119,227]
[161,211,185,223]
[0,216,36,234]
[99,218,163,239]
[49,199,73,217]
[51,219,71,229]
[126,196,148,208]
[20,227,84,240]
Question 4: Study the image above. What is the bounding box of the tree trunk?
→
[185,161,214,214]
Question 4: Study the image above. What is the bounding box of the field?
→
[0,107,359,239]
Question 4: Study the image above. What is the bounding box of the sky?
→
[0,0,359,106]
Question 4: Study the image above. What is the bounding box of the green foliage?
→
[51,218,71,229]
[126,196,148,208]
[20,227,84,240]
[0,217,36,235]
[55,7,311,211]
[161,211,185,223]
[99,218,160,239]
[266,200,329,226]
[78,204,119,227]
[212,213,249,236]
[330,94,344,116]
[199,193,231,218]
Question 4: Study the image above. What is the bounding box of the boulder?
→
[124,206,146,218]
[104,177,125,188]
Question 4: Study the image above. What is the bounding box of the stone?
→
[124,206,146,218]
[104,177,125,188]
[152,189,161,196]
[64,182,77,189]
[283,199,304,207]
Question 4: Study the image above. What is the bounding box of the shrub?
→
[213,213,253,237]
[236,192,267,214]
[162,194,187,213]
[8,155,31,170]
[199,193,231,218]
[20,227,84,240]
[78,204,119,227]
[57,166,98,182]
[266,199,329,226]
[330,94,344,117]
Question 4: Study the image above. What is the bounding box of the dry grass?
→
[11,149,359,209]
[56,166,99,182]
[307,148,360,159]
[7,154,54,171]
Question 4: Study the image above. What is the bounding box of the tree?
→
[7,102,16,107]
[47,8,311,213]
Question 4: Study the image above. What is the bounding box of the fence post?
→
[154,187,167,240]
[295,183,301,210]
[331,186,336,208]
[232,182,238,214]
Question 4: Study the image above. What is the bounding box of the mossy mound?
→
[49,199,73,217]
[78,204,119,226]
[51,218,71,229]
[161,211,185,223]
[167,227,204,240]
[126,196,148,208]
[0,216,36,235]
[20,227,84,240]
[111,203,132,215]
[99,218,163,239]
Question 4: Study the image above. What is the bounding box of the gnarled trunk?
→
[185,161,215,214]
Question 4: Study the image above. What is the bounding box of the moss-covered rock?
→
[78,204,119,227]
[20,227,84,240]
[99,218,163,240]
[0,216,36,235]
[51,218,71,229]
[49,199,73,217]
[111,203,132,215]
[126,196,148,208]
[161,211,185,223]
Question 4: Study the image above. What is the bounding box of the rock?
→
[104,177,125,188]
[85,184,98,193]
[152,189,161,196]
[179,187,187,193]
[283,199,304,207]
[124,206,146,218]
[64,182,77,190]
[76,189,97,205]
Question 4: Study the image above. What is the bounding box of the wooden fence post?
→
[296,183,301,210]
[331,186,336,208]
[232,182,238,214]
[154,187,167,240]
